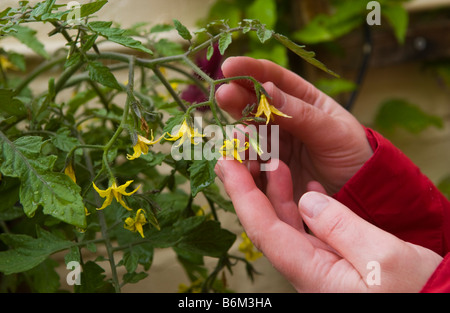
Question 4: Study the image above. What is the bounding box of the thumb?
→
[298,192,402,274]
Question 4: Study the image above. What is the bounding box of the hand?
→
[215,57,374,198]
[214,159,443,292]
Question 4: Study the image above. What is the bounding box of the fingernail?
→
[299,192,329,218]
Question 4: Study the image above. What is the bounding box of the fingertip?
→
[298,192,330,219]
[306,181,328,194]
[221,56,246,77]
[214,83,228,105]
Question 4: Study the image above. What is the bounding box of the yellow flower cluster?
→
[71,94,292,236]
[123,208,147,238]
[255,93,292,125]
[219,138,249,163]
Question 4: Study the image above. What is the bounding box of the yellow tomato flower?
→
[64,163,90,217]
[238,232,263,262]
[219,138,249,163]
[178,278,202,293]
[64,163,77,183]
[165,118,205,147]
[0,55,18,72]
[255,94,292,125]
[127,132,163,160]
[92,180,140,211]
[124,208,147,238]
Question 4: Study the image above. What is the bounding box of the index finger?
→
[221,56,322,105]
[214,158,317,273]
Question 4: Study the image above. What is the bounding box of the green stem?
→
[14,56,66,95]
[152,66,187,112]
[98,209,121,293]
[161,63,209,96]
[54,60,85,95]
[214,76,261,87]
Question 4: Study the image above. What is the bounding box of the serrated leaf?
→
[0,227,72,275]
[188,159,216,197]
[206,44,214,61]
[75,261,114,293]
[218,32,232,55]
[51,127,81,154]
[176,220,236,258]
[30,0,56,19]
[80,0,108,18]
[173,19,192,41]
[88,21,152,55]
[123,271,148,284]
[0,135,86,228]
[0,89,26,116]
[87,61,122,90]
[256,26,273,44]
[108,35,153,55]
[162,112,186,135]
[273,33,339,78]
[10,25,49,59]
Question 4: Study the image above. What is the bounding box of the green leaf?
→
[375,99,444,135]
[87,61,122,90]
[314,78,357,97]
[74,261,114,293]
[176,220,236,258]
[30,0,56,20]
[0,176,22,221]
[162,112,186,136]
[150,24,174,33]
[88,21,153,55]
[202,184,234,213]
[0,227,72,275]
[51,127,82,154]
[189,159,217,197]
[173,19,192,41]
[64,246,81,264]
[0,89,26,116]
[0,135,86,228]
[10,25,49,59]
[206,44,214,61]
[292,0,367,45]
[218,32,232,55]
[382,4,409,44]
[108,35,153,55]
[80,0,108,18]
[123,250,139,273]
[26,258,60,293]
[7,52,26,71]
[256,26,273,44]
[123,271,148,284]
[273,33,339,78]
[246,0,277,29]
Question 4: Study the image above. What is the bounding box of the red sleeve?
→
[420,253,450,293]
[333,127,450,293]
